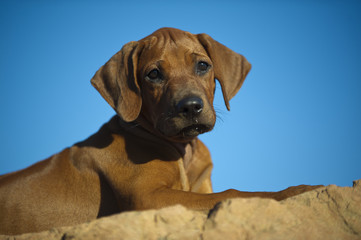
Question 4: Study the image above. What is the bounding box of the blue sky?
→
[0,1,360,193]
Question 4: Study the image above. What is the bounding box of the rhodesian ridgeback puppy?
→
[0,28,320,235]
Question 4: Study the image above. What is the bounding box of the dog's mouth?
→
[178,124,212,138]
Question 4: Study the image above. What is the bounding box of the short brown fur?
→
[0,28,320,235]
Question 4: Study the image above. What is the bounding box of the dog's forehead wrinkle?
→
[139,34,206,74]
[142,30,199,55]
[152,28,195,45]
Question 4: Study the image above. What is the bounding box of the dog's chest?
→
[177,143,193,191]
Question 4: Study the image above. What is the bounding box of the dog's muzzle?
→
[156,95,215,141]
[174,96,212,138]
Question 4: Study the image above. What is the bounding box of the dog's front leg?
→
[131,184,322,211]
[102,155,322,212]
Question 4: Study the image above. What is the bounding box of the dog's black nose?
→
[176,97,204,118]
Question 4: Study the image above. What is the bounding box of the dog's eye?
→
[196,61,210,75]
[146,69,162,83]
[148,69,160,79]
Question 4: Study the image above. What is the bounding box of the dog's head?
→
[91,28,251,142]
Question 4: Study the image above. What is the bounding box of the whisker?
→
[214,105,226,123]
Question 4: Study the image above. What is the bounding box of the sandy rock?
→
[204,180,361,240]
[1,180,360,240]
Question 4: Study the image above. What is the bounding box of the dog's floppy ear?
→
[197,33,251,110]
[91,41,143,122]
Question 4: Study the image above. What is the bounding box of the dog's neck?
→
[116,115,196,165]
